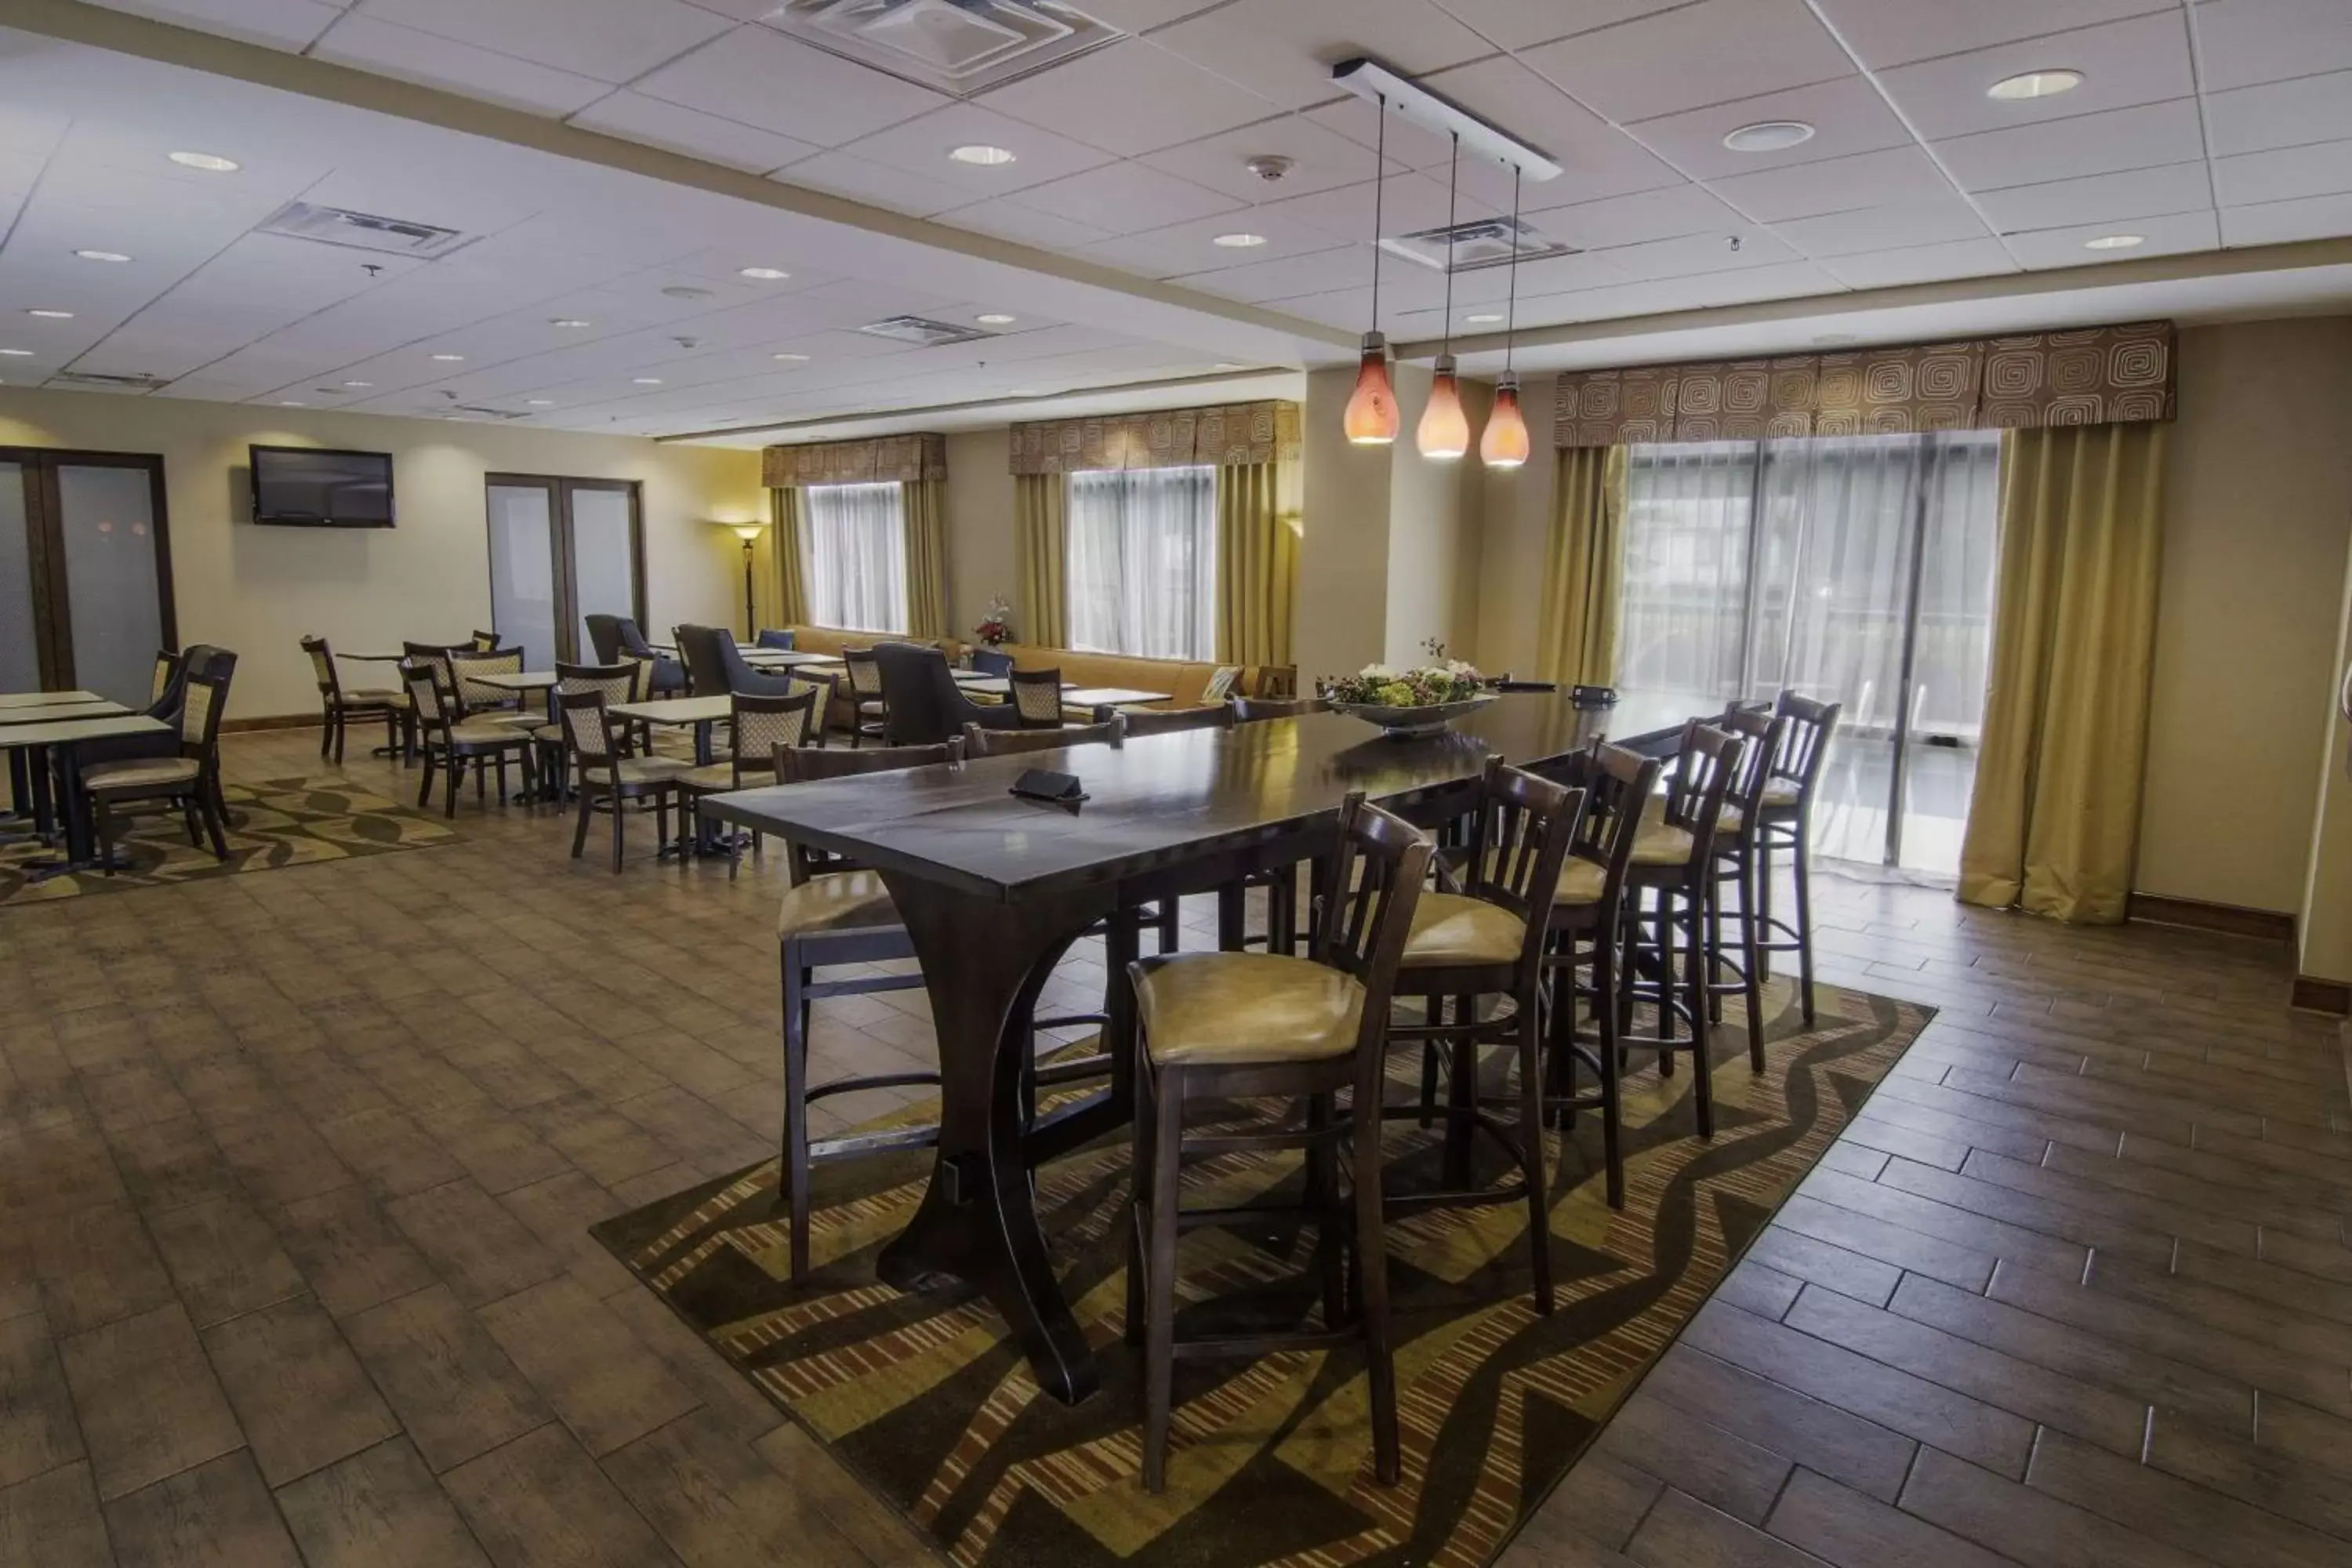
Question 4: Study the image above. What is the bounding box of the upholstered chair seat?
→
[1629,821,1696,866]
[1401,891,1526,967]
[83,756,201,791]
[679,760,742,793]
[448,718,534,747]
[343,687,409,707]
[1554,858,1606,906]
[1130,951,1367,1066]
[775,869,898,936]
[583,756,690,788]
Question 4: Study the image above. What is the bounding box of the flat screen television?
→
[249,445,395,528]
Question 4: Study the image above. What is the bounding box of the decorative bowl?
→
[1328,692,1497,738]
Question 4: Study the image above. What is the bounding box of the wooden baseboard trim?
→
[2125,891,2295,945]
[2292,975,2352,1015]
[220,713,327,735]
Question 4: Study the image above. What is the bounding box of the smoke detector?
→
[1244,154,1294,182]
[1378,215,1573,274]
[760,1,1120,95]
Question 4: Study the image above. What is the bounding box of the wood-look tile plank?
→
[1589,1388,1792,1526]
[0,1312,82,1489]
[1715,1259,1803,1320]
[604,1406,881,1568]
[31,1201,176,1338]
[57,1302,243,1501]
[1642,1347,1916,1503]
[1769,1194,1996,1293]
[1896,1445,2216,1568]
[1796,1167,2089,1283]
[383,1179,564,1309]
[1738,1229,1903,1310]
[1888,1152,2191,1265]
[1766,1466,2013,1568]
[200,1293,398,1486]
[2144,1405,2352,1541]
[477,1276,699,1457]
[0,1461,111,1568]
[146,1193,306,1328]
[342,1285,550,1474]
[274,1436,493,1568]
[103,1449,303,1568]
[2027,1426,2347,1568]
[442,1421,680,1568]
[270,1184,441,1320]
[1623,1486,1824,1568]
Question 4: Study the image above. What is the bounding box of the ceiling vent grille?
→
[858,314,998,347]
[450,405,534,420]
[47,369,165,392]
[1378,216,1573,274]
[256,201,474,260]
[763,0,1120,94]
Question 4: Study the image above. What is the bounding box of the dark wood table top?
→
[704,690,1700,902]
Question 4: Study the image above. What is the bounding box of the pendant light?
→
[1342,93,1399,445]
[1479,162,1531,470]
[1416,131,1470,462]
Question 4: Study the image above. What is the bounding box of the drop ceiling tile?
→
[1707,146,1952,222]
[1772,198,1991,257]
[1932,98,2209,189]
[634,26,948,147]
[82,0,344,49]
[1140,114,1405,205]
[350,0,733,84]
[1809,0,2175,69]
[1403,56,1687,209]
[2001,207,2219,266]
[979,39,1281,158]
[1976,161,2212,232]
[1084,214,1346,278]
[2220,191,2352,245]
[1014,161,1243,234]
[1304,95,1470,172]
[1512,275,1730,325]
[2216,137,2352,205]
[1147,0,1492,110]
[1874,10,2197,140]
[1248,172,1479,246]
[771,151,972,216]
[2205,70,2352,156]
[837,103,1114,195]
[311,13,613,114]
[567,90,822,174]
[1820,236,2021,289]
[1427,0,1690,52]
[1519,0,1853,125]
[1626,75,1915,181]
[1163,244,1372,303]
[1069,0,1229,31]
[1248,284,1374,330]
[2191,0,2352,91]
[1540,183,1751,250]
[1595,223,1802,278]
[937,197,1119,252]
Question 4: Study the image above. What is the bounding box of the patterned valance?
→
[763,433,946,488]
[1007,400,1301,475]
[1553,321,2174,448]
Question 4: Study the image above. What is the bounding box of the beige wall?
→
[1384,375,1487,667]
[2297,556,2352,981]
[943,429,1015,640]
[1474,371,1557,680]
[0,386,757,720]
[1297,362,1398,681]
[2136,318,2352,916]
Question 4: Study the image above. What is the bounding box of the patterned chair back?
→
[470,630,499,652]
[451,648,524,713]
[730,687,822,784]
[149,650,181,707]
[402,642,461,703]
[557,689,622,777]
[180,668,229,748]
[1008,667,1065,728]
[555,659,635,706]
[400,664,453,733]
[842,648,884,699]
[299,637,340,698]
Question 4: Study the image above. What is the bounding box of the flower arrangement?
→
[974,595,1014,648]
[1320,637,1484,709]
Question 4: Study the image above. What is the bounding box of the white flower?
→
[1359,663,1398,681]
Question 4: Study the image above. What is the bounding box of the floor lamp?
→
[716,518,766,639]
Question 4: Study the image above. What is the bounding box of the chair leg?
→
[1791,826,1817,1026]
[1754,835,1775,985]
[182,795,202,847]
[1738,852,1766,1073]
[417,751,436,810]
[334,710,349,764]
[1684,884,1713,1138]
[1124,1062,1152,1350]
[444,757,462,818]
[1443,1007,1476,1192]
[1307,1091,1345,1330]
[609,786,626,873]
[782,946,814,1283]
[1141,1065,1185,1494]
[1595,938,1624,1210]
[95,801,117,876]
[1352,1083,1399,1487]
[198,783,228,859]
[319,710,333,759]
[1652,890,1675,1077]
[1515,984,1553,1314]
[570,785,593,860]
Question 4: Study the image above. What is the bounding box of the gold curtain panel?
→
[1007,400,1302,475]
[763,433,947,488]
[1552,321,2174,447]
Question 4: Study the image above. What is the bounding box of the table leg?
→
[874,873,1117,1406]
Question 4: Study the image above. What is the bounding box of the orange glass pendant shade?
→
[1480,371,1530,470]
[1417,354,1469,461]
[1345,332,1399,446]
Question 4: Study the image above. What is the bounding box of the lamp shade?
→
[1417,354,1468,461]
[1344,332,1399,446]
[1479,372,1530,470]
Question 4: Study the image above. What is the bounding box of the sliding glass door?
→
[0,450,175,704]
[1618,431,2001,873]
[485,476,642,666]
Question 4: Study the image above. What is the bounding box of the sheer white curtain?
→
[1066,464,1215,660]
[801,481,908,633]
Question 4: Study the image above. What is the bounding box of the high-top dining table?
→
[702,691,1700,1404]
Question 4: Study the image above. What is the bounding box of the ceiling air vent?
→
[449,405,534,421]
[256,201,474,260]
[858,314,997,347]
[762,0,1120,94]
[47,369,166,392]
[1379,216,1573,274]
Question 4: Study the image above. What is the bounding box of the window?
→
[802,481,907,633]
[1619,430,2002,873]
[1066,465,1216,661]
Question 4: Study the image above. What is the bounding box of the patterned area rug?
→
[595,981,1930,1567]
[0,774,456,906]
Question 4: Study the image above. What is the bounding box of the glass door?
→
[0,449,175,704]
[485,476,642,666]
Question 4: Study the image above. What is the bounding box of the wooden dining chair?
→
[85,666,236,872]
[960,713,1124,757]
[402,663,538,817]
[1007,666,1067,729]
[1233,694,1329,721]
[557,688,688,870]
[970,647,1015,677]
[1755,692,1842,1026]
[531,661,635,799]
[1125,790,1432,1491]
[1537,742,1660,1209]
[1114,703,1233,738]
[1704,706,1791,1073]
[300,635,405,764]
[1386,757,1583,1313]
[451,648,529,726]
[839,648,887,746]
[771,739,963,1283]
[681,685,826,879]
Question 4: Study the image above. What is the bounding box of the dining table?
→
[0,712,174,870]
[699,689,1699,1404]
[0,689,100,708]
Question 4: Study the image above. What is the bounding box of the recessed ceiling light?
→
[1212,232,1268,249]
[430,353,465,361]
[632,376,663,385]
[549,318,591,328]
[772,352,811,362]
[976,313,1016,325]
[1465,312,1504,324]
[169,151,239,172]
[278,401,304,407]
[2083,233,2146,250]
[949,144,1016,166]
[738,267,789,280]
[74,249,131,263]
[1987,68,2083,100]
[25,310,73,320]
[526,398,554,406]
[0,349,31,358]
[341,380,372,388]
[1722,120,1815,153]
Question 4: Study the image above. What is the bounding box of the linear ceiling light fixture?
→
[1416,132,1470,462]
[1479,162,1529,472]
[1330,56,1562,183]
[1343,90,1399,446]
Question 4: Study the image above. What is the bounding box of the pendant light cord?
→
[1370,95,1385,336]
[1440,132,1459,355]
[1504,164,1521,372]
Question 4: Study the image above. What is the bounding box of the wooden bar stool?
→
[1537,742,1661,1210]
[1617,722,1746,1138]
[1755,693,1842,1026]
[1703,707,1792,1072]
[1388,757,1584,1314]
[1125,791,1432,1492]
